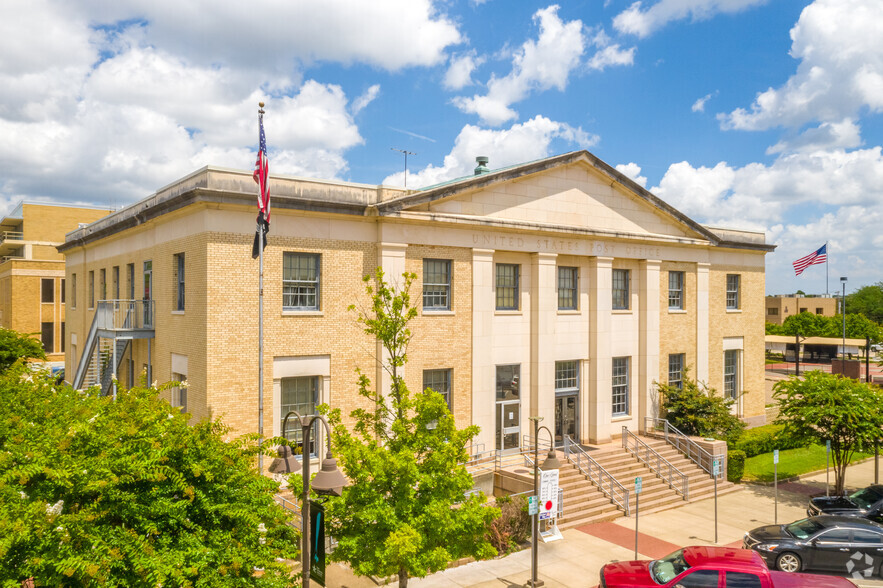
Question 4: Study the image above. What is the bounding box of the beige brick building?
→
[765,294,837,325]
[0,202,113,368]
[61,151,774,455]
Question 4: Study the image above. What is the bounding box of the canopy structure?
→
[765,335,867,356]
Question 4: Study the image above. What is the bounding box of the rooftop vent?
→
[474,156,490,176]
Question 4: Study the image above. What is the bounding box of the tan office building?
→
[61,150,774,454]
[765,295,838,325]
[0,202,113,367]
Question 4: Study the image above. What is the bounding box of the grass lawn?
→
[742,445,873,483]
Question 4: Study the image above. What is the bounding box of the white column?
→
[378,243,408,404]
[639,260,661,428]
[530,253,558,436]
[696,263,710,385]
[588,256,613,443]
[472,249,496,451]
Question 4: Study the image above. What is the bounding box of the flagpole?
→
[826,241,829,297]
[257,102,265,473]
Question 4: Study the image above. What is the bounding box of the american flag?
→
[792,244,827,276]
[251,111,270,259]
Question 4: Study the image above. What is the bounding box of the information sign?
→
[634,476,642,494]
[528,495,538,516]
[712,459,721,477]
[773,449,779,464]
[539,469,559,520]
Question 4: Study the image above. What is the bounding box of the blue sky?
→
[1,0,881,296]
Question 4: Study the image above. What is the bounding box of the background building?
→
[765,294,837,325]
[0,202,113,370]
[61,150,774,455]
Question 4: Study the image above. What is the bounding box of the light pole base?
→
[525,579,545,587]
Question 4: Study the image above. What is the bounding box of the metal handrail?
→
[644,417,725,478]
[96,299,155,330]
[622,426,688,499]
[1,231,23,241]
[563,435,630,516]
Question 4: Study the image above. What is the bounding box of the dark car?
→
[597,546,854,588]
[808,485,883,522]
[744,515,883,578]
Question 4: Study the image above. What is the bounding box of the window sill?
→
[494,309,522,316]
[668,309,687,314]
[282,310,323,316]
[557,309,580,315]
[612,309,632,315]
[422,309,454,316]
[612,414,631,422]
[726,309,742,314]
[171,310,184,315]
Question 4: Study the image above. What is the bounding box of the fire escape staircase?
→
[72,300,155,395]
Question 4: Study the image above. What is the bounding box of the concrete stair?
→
[554,436,742,530]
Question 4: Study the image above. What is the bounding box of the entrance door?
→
[143,260,153,326]
[496,400,520,452]
[555,395,578,444]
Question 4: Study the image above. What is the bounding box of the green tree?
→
[0,327,45,372]
[779,311,829,336]
[324,270,498,587]
[847,282,883,324]
[774,371,883,494]
[657,371,745,444]
[765,322,784,335]
[0,366,299,587]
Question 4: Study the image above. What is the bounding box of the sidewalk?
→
[326,457,883,588]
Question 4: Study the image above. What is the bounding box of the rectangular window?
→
[726,274,740,310]
[283,252,320,310]
[767,307,778,315]
[174,253,185,311]
[612,269,630,310]
[170,372,187,412]
[71,274,76,309]
[495,263,519,310]
[281,376,320,457]
[88,271,94,308]
[126,263,135,299]
[112,266,119,299]
[423,259,452,311]
[816,307,823,314]
[668,271,684,310]
[61,322,65,353]
[99,269,106,301]
[799,307,807,313]
[558,267,578,310]
[668,353,685,390]
[724,350,739,400]
[612,357,630,416]
[423,368,453,411]
[41,322,54,352]
[61,279,65,304]
[127,357,135,389]
[41,278,54,303]
[555,361,579,393]
[143,261,153,326]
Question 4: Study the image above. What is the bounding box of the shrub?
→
[731,424,805,457]
[727,450,746,483]
[657,371,745,444]
[486,495,530,554]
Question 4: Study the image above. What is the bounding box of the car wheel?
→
[776,552,802,573]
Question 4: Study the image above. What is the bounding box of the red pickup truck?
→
[597,546,856,587]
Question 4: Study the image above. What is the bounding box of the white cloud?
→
[692,93,713,112]
[767,118,862,155]
[587,44,636,71]
[351,85,381,115]
[719,0,883,132]
[613,0,768,38]
[444,52,484,90]
[452,5,586,126]
[382,115,596,187]
[615,163,647,188]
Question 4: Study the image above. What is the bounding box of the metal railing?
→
[96,299,155,330]
[563,435,630,516]
[644,417,725,478]
[622,426,688,499]
[1,231,23,241]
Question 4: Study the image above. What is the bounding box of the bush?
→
[731,424,805,457]
[486,495,530,554]
[658,371,745,444]
[728,450,746,483]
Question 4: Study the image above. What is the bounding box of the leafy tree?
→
[765,322,784,335]
[0,366,299,587]
[847,282,883,324]
[778,312,881,343]
[0,327,45,372]
[779,312,830,337]
[657,371,745,444]
[324,269,498,587]
[774,371,883,495]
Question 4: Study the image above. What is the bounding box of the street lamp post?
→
[278,411,348,588]
[526,415,561,588]
[841,277,848,359]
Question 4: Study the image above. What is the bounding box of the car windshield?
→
[786,518,825,539]
[650,549,691,584]
[850,488,883,509]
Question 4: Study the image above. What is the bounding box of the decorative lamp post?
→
[527,415,560,588]
[841,277,848,359]
[280,411,348,588]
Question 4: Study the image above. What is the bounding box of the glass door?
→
[555,395,578,444]
[143,260,152,326]
[495,364,521,453]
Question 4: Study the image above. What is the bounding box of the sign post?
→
[309,500,326,586]
[712,460,720,543]
[773,449,779,524]
[826,440,831,497]
[528,495,538,516]
[634,476,642,559]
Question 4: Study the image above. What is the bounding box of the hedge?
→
[727,450,746,483]
[731,424,804,457]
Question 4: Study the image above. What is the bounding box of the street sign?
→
[309,500,326,586]
[826,440,831,451]
[528,495,538,516]
[773,449,779,464]
[539,469,559,520]
[634,476,642,494]
[712,459,721,477]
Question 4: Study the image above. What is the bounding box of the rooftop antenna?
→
[391,148,416,188]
